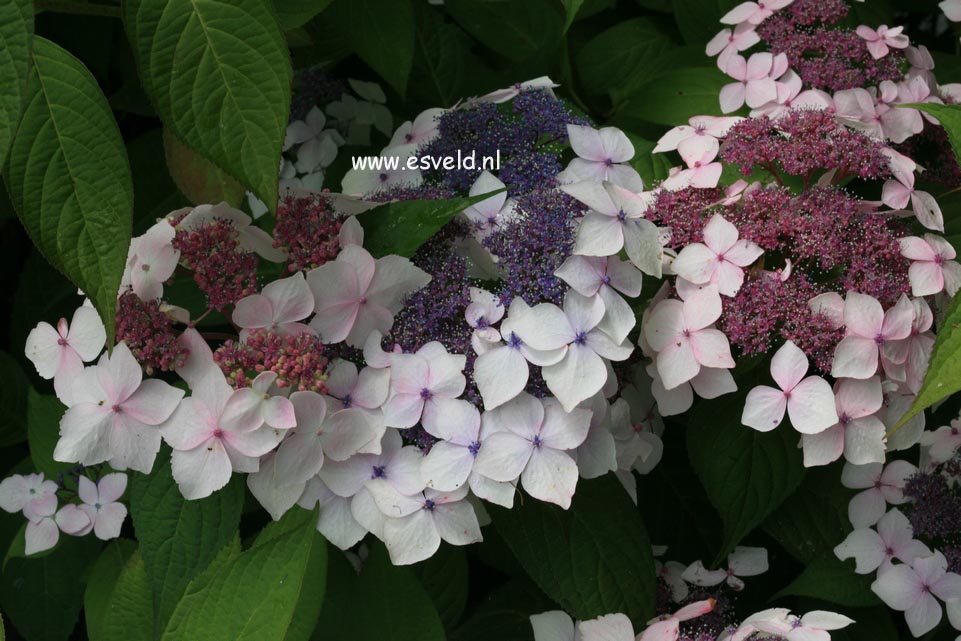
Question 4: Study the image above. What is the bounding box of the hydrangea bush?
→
[3,0,961,640]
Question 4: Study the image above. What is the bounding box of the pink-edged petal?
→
[689,367,737,399]
[170,441,233,500]
[67,305,107,361]
[770,340,809,391]
[831,336,879,380]
[77,475,99,505]
[530,612,574,641]
[263,396,296,430]
[834,527,885,574]
[573,213,626,256]
[681,286,723,330]
[121,379,184,425]
[232,293,273,329]
[802,425,844,467]
[655,339,701,390]
[720,2,759,25]
[25,519,59,555]
[421,442,474,491]
[787,376,838,434]
[473,432,532,482]
[567,124,608,161]
[433,498,482,546]
[382,508,441,566]
[521,447,579,509]
[905,593,942,637]
[742,386,787,431]
[383,393,425,429]
[848,488,885,528]
[542,345,608,412]
[474,345,529,411]
[908,261,945,297]
[322,409,380,461]
[55,503,91,535]
[689,329,735,369]
[682,561,729,586]
[844,292,884,337]
[97,343,143,405]
[220,388,266,433]
[25,322,63,379]
[96,473,128,503]
[843,416,887,465]
[720,82,746,113]
[577,613,635,641]
[672,243,717,285]
[539,399,591,450]
[92,502,127,540]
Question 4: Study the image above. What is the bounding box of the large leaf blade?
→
[124,0,292,212]
[4,37,134,346]
[160,509,325,641]
[0,0,32,167]
[687,395,806,563]
[488,474,656,625]
[128,456,245,635]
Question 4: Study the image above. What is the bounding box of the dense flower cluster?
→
[756,0,904,91]
[115,292,188,374]
[171,217,261,311]
[273,193,344,272]
[214,329,331,392]
[8,3,961,639]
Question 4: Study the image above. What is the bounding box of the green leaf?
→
[161,508,325,641]
[409,6,486,108]
[272,0,334,30]
[489,474,656,625]
[85,539,138,641]
[905,103,961,163]
[673,0,739,45]
[445,0,564,63]
[687,395,806,563]
[0,534,101,641]
[124,0,292,212]
[128,456,245,635]
[774,557,881,608]
[637,426,721,563]
[162,128,246,208]
[896,291,961,428]
[0,0,32,168]
[562,0,584,31]
[357,190,503,257]
[94,546,155,641]
[0,353,28,448]
[4,37,133,347]
[9,252,80,356]
[27,389,72,478]
[829,606,899,641]
[412,545,469,629]
[764,465,853,564]
[315,543,445,641]
[126,129,190,234]
[277,520,327,641]
[450,578,556,641]
[326,0,414,97]
[625,134,674,188]
[613,66,727,127]
[575,18,676,97]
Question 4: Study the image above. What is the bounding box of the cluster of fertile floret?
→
[633,1,961,638]
[8,3,961,639]
[10,77,673,573]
